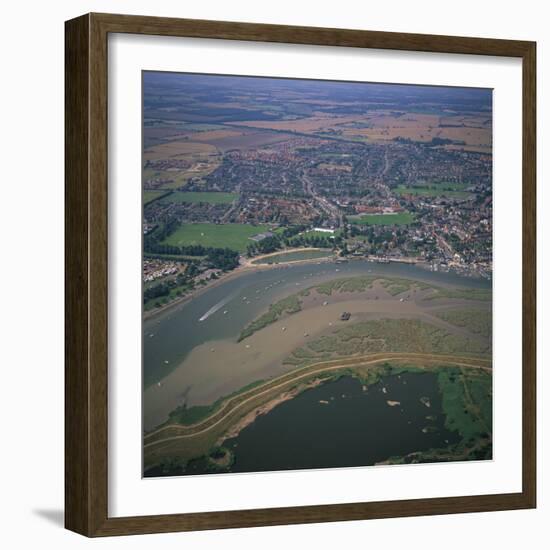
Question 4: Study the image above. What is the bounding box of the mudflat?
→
[143,278,490,431]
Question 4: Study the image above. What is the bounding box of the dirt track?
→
[144,351,491,449]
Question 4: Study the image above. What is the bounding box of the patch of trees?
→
[246,235,283,257]
[424,137,465,147]
[144,282,171,302]
[279,224,309,239]
[288,234,334,249]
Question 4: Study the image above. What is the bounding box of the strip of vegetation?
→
[160,191,238,204]
[434,308,492,338]
[251,249,334,265]
[238,295,302,341]
[379,367,492,465]
[144,189,174,205]
[165,379,266,427]
[424,287,491,301]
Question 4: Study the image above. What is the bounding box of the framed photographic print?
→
[65,13,536,536]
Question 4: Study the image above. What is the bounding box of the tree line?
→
[144,221,239,271]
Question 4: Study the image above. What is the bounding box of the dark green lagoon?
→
[146,371,461,477]
[224,372,459,473]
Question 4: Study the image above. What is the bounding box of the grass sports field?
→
[394,182,470,198]
[349,212,416,225]
[162,223,271,252]
[160,191,238,204]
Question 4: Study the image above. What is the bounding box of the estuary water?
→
[143,260,490,391]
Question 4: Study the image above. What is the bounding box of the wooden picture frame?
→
[65,12,536,537]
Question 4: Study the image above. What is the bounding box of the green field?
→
[349,212,416,226]
[160,191,238,205]
[162,223,271,252]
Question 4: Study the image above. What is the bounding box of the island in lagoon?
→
[142,73,493,476]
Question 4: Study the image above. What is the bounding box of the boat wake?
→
[198,292,236,322]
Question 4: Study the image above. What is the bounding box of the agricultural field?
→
[230,114,365,133]
[162,223,271,252]
[160,191,238,205]
[349,212,416,225]
[339,112,492,152]
[194,129,292,152]
[143,140,221,189]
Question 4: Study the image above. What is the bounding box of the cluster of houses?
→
[143,260,180,283]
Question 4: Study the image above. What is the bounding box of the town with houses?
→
[142,73,493,311]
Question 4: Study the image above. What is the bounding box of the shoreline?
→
[143,248,490,323]
[218,378,324,444]
[143,352,492,470]
[145,352,492,442]
[143,247,336,322]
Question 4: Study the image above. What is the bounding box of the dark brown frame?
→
[65,12,537,537]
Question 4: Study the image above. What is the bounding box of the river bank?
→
[143,247,337,322]
[143,259,492,425]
